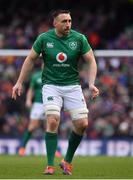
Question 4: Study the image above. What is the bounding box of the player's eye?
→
[62,20,67,23]
[62,19,72,23]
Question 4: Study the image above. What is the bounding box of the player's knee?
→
[47,114,60,132]
[70,108,88,121]
[28,121,39,131]
[44,105,61,116]
[75,120,88,134]
[28,125,34,132]
[80,120,88,131]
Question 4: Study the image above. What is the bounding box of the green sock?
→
[45,132,57,166]
[21,130,32,147]
[65,131,83,163]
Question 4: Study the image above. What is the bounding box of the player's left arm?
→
[83,49,99,99]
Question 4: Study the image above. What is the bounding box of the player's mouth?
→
[64,28,70,33]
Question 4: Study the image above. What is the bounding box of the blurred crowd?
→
[0,0,133,50]
[0,0,133,139]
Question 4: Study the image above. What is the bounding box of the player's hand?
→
[12,83,23,100]
[89,84,99,99]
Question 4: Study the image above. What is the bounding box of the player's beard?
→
[56,28,70,37]
[63,28,70,35]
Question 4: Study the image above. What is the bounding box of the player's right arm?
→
[12,48,39,100]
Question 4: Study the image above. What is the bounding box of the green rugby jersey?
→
[30,71,42,103]
[33,29,91,85]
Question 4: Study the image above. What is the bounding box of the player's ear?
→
[53,19,57,27]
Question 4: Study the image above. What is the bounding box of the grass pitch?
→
[0,155,133,179]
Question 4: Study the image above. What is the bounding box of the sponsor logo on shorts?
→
[47,96,54,101]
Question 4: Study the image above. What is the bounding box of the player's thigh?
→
[64,85,87,110]
[63,85,88,120]
[42,85,63,116]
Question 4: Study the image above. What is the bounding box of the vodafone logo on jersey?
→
[56,52,67,63]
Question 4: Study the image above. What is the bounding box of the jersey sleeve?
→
[81,35,91,55]
[32,34,43,54]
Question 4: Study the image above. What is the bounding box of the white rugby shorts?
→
[30,102,45,120]
[42,84,88,115]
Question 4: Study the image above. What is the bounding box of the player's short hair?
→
[51,10,70,19]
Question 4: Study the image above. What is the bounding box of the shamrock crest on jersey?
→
[56,52,67,63]
[69,41,77,50]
